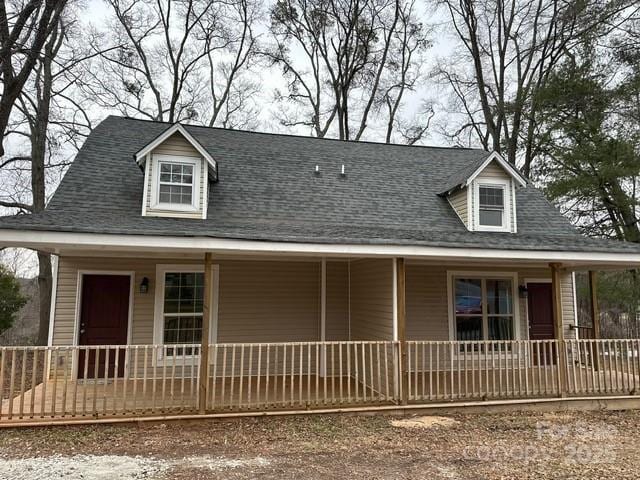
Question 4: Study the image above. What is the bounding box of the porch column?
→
[198,252,214,413]
[589,270,601,370]
[550,262,567,396]
[396,257,407,404]
[589,271,601,339]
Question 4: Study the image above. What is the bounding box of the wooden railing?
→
[0,341,398,423]
[0,345,202,422]
[205,341,397,411]
[565,339,640,395]
[405,340,561,402]
[2,339,640,424]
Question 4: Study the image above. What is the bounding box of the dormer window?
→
[157,159,196,208]
[478,185,505,228]
[440,152,525,234]
[473,178,512,232]
[151,155,200,211]
[136,123,218,220]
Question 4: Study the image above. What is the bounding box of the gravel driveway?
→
[0,409,639,479]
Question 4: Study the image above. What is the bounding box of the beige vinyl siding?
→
[405,265,576,341]
[448,188,469,227]
[145,133,207,219]
[217,261,320,343]
[476,160,510,179]
[326,261,349,341]
[51,257,576,348]
[51,257,323,347]
[349,259,394,341]
[406,265,449,341]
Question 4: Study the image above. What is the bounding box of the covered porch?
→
[1,243,638,425]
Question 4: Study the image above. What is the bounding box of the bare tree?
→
[0,0,67,156]
[264,0,431,142]
[86,0,261,126]
[1,5,99,344]
[435,0,636,176]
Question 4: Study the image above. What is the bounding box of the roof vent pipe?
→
[315,165,320,174]
[341,164,346,176]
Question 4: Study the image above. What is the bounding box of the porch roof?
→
[0,115,639,258]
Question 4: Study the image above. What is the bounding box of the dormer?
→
[439,152,527,233]
[135,123,217,219]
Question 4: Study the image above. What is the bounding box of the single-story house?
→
[1,116,640,424]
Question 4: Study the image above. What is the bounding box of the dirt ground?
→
[0,409,639,479]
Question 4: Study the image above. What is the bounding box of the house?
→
[1,115,640,425]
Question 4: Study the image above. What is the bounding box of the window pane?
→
[163,273,204,354]
[486,279,513,315]
[455,278,482,315]
[157,162,195,206]
[479,208,503,227]
[488,316,514,340]
[479,187,504,207]
[456,317,482,341]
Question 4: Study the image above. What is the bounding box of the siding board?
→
[349,259,394,341]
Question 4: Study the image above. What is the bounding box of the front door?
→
[77,274,130,379]
[527,282,555,365]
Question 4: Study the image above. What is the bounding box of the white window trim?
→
[446,270,521,342]
[150,154,201,212]
[472,178,513,233]
[153,263,219,365]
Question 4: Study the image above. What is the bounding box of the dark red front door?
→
[77,274,130,379]
[527,282,556,365]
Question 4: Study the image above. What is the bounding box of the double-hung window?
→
[478,185,505,228]
[453,276,516,342]
[152,154,199,211]
[162,271,204,356]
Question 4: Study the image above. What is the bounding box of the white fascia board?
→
[134,123,217,171]
[466,151,527,188]
[1,229,640,267]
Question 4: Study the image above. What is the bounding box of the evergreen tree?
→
[0,265,27,335]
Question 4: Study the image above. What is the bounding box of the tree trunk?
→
[36,252,52,345]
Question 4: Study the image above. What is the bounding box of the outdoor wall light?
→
[518,285,528,298]
[140,277,150,294]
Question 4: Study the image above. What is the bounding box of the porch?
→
[0,249,633,425]
[2,339,639,424]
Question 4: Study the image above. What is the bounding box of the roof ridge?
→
[110,115,486,153]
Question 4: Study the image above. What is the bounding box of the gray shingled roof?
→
[0,115,638,254]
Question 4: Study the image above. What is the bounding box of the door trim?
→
[72,270,135,379]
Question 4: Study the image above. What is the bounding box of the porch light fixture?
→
[518,285,528,298]
[140,277,150,294]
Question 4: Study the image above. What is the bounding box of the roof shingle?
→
[1,115,638,254]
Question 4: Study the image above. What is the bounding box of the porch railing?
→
[206,341,396,411]
[1,339,640,424]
